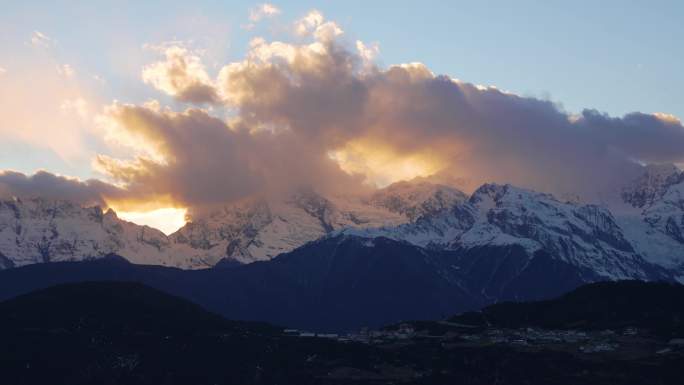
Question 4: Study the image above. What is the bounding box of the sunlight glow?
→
[116,207,187,235]
[328,141,442,187]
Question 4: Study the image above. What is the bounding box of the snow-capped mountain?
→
[345,183,668,281]
[0,182,465,269]
[622,163,684,245]
[621,163,684,209]
[368,180,468,221]
[612,164,684,273]
[2,166,684,281]
[0,197,177,268]
[168,189,400,265]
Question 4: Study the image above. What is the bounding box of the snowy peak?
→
[0,197,176,268]
[622,163,684,208]
[287,188,337,232]
[641,179,684,244]
[369,180,467,221]
[171,198,273,250]
[469,183,632,253]
[0,180,468,270]
[463,185,639,275]
[166,181,465,265]
[614,164,684,268]
[351,183,659,280]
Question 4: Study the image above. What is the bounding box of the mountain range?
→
[1,164,683,281]
[1,163,684,330]
[0,181,466,269]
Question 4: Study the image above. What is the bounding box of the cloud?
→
[243,3,281,30]
[0,57,98,161]
[30,31,54,48]
[0,170,123,206]
[294,10,343,42]
[249,3,281,22]
[210,17,684,201]
[57,63,75,78]
[356,40,379,68]
[4,9,684,217]
[92,74,106,84]
[60,98,89,120]
[294,10,324,35]
[92,102,364,215]
[89,9,684,211]
[0,66,6,75]
[142,45,219,104]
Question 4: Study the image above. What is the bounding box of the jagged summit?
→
[369,180,467,221]
[345,182,664,281]
[0,197,172,268]
[622,163,684,208]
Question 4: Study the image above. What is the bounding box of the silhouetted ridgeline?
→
[1,280,683,384]
[452,280,684,337]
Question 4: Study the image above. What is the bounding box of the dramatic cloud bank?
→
[0,170,123,206]
[93,101,363,215]
[3,9,684,217]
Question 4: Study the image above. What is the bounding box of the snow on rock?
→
[621,163,684,209]
[0,181,464,269]
[641,181,684,243]
[368,181,467,221]
[3,172,684,281]
[168,187,419,265]
[610,164,684,274]
[344,184,660,280]
[0,197,179,268]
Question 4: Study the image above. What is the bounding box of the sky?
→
[0,1,683,233]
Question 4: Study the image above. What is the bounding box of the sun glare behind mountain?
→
[115,207,187,235]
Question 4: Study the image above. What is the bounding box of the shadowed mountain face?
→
[0,235,674,332]
[0,281,372,385]
[0,239,480,331]
[0,281,275,335]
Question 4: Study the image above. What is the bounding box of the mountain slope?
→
[346,183,670,281]
[0,198,178,267]
[0,233,673,332]
[0,236,482,331]
[170,183,467,265]
[368,180,467,221]
[451,280,684,337]
[2,171,684,280]
[0,281,253,334]
[203,235,482,331]
[613,164,684,276]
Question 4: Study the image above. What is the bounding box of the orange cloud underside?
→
[329,140,444,187]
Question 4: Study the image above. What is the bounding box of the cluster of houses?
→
[282,323,417,343]
[461,327,646,353]
[283,324,684,356]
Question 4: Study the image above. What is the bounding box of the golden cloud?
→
[142,45,219,104]
[4,9,684,219]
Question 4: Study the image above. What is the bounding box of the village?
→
[282,323,684,357]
